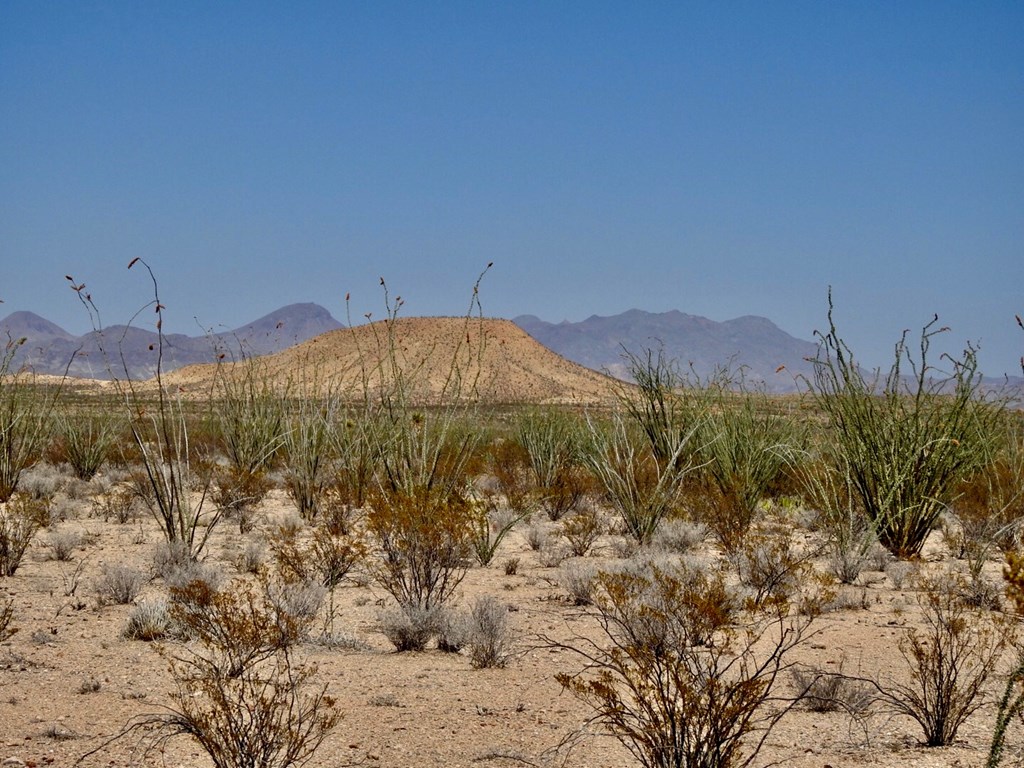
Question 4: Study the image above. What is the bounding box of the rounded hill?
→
[166,316,621,405]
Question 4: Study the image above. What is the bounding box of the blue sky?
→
[1,2,1021,375]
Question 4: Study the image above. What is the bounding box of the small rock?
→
[2,757,27,767]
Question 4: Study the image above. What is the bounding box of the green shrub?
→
[806,294,1002,558]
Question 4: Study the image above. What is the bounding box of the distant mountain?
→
[0,311,75,344]
[223,303,343,356]
[513,309,819,392]
[0,303,344,380]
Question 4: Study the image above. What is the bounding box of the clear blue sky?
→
[1,2,1021,375]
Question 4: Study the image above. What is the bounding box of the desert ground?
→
[1,473,1019,768]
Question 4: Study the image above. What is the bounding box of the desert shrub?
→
[471,502,523,566]
[152,539,196,579]
[525,520,548,551]
[96,564,147,605]
[806,294,1001,558]
[378,604,441,652]
[583,412,697,545]
[486,436,538,515]
[649,517,707,554]
[282,391,335,521]
[729,520,816,611]
[503,557,520,576]
[127,394,220,559]
[878,572,1012,747]
[18,462,66,500]
[47,528,82,561]
[54,409,120,481]
[71,261,222,560]
[0,596,16,641]
[212,358,287,478]
[367,485,475,613]
[537,541,569,568]
[466,596,513,669]
[153,540,224,590]
[559,559,598,605]
[169,576,312,674]
[696,379,802,551]
[950,415,1024,556]
[236,539,266,575]
[555,563,809,768]
[266,579,327,638]
[886,560,917,589]
[211,464,271,529]
[609,535,640,560]
[0,493,42,576]
[800,458,875,587]
[792,659,872,715]
[990,551,1024,766]
[435,607,471,653]
[95,575,340,768]
[271,522,367,589]
[95,484,138,524]
[617,347,705,471]
[518,409,587,521]
[561,506,603,557]
[326,410,380,511]
[123,599,173,641]
[0,338,57,502]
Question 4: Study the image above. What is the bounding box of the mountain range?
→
[513,310,817,392]
[2,303,819,391]
[0,303,342,380]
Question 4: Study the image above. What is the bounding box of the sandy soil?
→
[1,481,1020,768]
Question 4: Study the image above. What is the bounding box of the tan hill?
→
[166,316,622,405]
